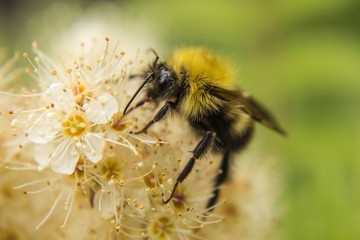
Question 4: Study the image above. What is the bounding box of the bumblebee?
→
[123,47,285,208]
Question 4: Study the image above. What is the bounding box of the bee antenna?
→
[147,48,159,67]
[123,73,153,115]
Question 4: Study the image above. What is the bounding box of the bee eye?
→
[159,74,169,84]
[159,68,172,84]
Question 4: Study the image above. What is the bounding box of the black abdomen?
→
[190,109,254,153]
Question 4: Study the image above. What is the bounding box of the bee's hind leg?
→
[206,150,230,209]
[206,126,254,209]
[162,130,216,204]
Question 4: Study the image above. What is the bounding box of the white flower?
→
[6,41,141,175]
[26,82,119,174]
[32,39,128,104]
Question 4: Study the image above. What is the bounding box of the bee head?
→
[146,63,177,100]
[123,54,179,116]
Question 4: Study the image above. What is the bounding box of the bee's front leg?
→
[130,102,175,134]
[123,97,150,115]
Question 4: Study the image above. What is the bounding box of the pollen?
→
[62,114,88,137]
[71,83,87,104]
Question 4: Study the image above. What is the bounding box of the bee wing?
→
[211,86,286,135]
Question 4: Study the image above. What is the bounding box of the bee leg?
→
[123,97,150,115]
[206,127,254,209]
[162,131,215,204]
[131,102,174,134]
[206,151,230,209]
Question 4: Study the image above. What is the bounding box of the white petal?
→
[98,93,119,119]
[33,143,54,168]
[46,83,74,112]
[83,133,104,163]
[84,99,107,124]
[84,94,118,124]
[50,139,79,175]
[27,119,58,143]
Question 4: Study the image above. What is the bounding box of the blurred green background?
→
[1,0,360,239]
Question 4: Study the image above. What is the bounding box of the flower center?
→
[62,114,87,137]
[172,192,186,210]
[100,158,123,180]
[151,217,174,239]
[143,172,163,189]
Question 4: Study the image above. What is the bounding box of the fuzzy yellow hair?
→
[167,48,237,119]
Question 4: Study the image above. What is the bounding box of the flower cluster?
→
[0,38,280,240]
[0,39,228,239]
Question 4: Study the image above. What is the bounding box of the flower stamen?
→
[62,114,87,137]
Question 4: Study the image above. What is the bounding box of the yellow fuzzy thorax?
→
[167,48,236,88]
[167,47,237,119]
